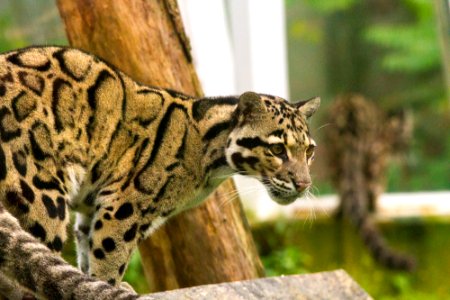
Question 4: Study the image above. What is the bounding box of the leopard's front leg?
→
[87,199,158,288]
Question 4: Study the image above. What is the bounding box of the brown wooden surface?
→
[56,0,264,292]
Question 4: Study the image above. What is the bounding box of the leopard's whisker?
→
[316,122,333,132]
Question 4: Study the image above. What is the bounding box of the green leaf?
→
[364,22,440,73]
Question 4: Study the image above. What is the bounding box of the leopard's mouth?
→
[266,187,299,205]
[261,175,300,205]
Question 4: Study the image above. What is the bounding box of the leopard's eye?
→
[269,144,285,156]
[306,144,315,158]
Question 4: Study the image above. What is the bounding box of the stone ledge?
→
[139,269,372,300]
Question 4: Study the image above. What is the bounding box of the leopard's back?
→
[0,46,132,168]
[0,46,199,287]
[0,45,320,298]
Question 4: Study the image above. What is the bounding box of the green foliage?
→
[290,0,357,13]
[364,0,440,73]
[0,0,67,51]
[289,20,323,44]
[403,0,435,20]
[262,246,311,277]
[291,0,448,193]
[254,219,450,299]
[0,9,27,52]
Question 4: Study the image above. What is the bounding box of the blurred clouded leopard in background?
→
[325,93,415,271]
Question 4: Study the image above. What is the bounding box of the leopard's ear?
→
[295,96,320,118]
[237,92,266,115]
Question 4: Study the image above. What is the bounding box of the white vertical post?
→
[178,0,289,98]
[179,0,289,219]
[229,0,289,98]
[178,0,236,95]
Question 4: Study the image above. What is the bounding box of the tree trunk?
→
[56,0,264,292]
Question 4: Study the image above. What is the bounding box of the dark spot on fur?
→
[0,107,22,142]
[102,238,116,252]
[107,278,116,286]
[123,223,137,242]
[0,145,6,180]
[20,180,34,203]
[56,197,66,220]
[6,190,29,213]
[42,195,58,218]
[11,92,37,122]
[29,222,46,241]
[114,202,133,220]
[94,220,103,230]
[47,242,54,251]
[139,223,150,233]
[52,236,63,252]
[28,130,51,161]
[118,264,126,275]
[32,175,65,194]
[93,248,105,259]
[56,170,65,183]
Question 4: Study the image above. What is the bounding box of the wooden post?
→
[56,0,264,292]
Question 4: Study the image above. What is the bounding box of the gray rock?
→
[138,269,372,300]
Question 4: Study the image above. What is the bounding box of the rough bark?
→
[56,0,264,292]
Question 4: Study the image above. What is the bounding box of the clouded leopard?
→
[0,46,320,298]
[325,94,414,271]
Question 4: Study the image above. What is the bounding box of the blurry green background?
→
[289,0,449,195]
[1,0,449,299]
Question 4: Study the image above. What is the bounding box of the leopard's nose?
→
[293,180,310,193]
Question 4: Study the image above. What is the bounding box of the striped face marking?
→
[226,93,319,205]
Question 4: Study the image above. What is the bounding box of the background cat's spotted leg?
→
[75,212,94,273]
[87,202,142,287]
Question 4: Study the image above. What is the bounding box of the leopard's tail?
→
[350,208,416,271]
[339,157,416,271]
[0,203,139,300]
[327,94,415,271]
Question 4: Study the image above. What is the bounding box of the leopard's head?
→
[226,92,320,205]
